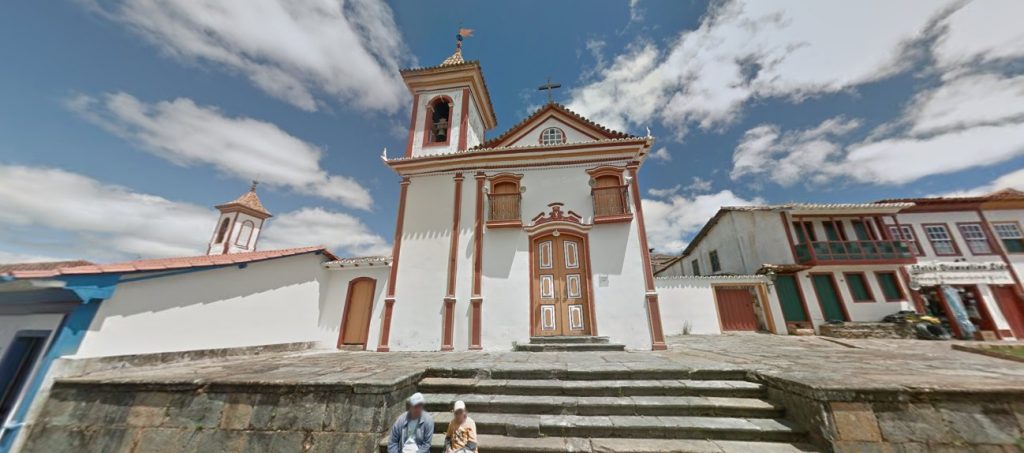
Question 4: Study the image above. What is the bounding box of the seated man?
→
[387,392,434,453]
[444,400,478,452]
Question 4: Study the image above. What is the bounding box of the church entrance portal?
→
[530,232,594,336]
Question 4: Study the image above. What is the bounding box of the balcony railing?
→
[794,240,914,264]
[487,193,521,226]
[591,185,631,222]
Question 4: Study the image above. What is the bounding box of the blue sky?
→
[1,0,1023,262]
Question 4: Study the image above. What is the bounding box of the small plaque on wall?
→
[598,275,609,287]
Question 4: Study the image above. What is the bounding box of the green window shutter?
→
[876,273,902,300]
[845,274,872,301]
[775,275,808,322]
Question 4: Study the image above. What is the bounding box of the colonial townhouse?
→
[657,203,920,333]
[879,189,1024,340]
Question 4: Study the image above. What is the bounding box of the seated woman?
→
[444,400,478,452]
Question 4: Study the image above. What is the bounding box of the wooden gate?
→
[338,278,376,348]
[993,285,1024,339]
[714,286,759,331]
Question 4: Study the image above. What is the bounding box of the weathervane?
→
[538,76,562,103]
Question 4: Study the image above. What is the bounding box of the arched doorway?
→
[338,278,376,349]
[530,231,594,336]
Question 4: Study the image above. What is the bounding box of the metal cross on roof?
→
[538,77,562,103]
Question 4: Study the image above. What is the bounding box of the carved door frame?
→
[528,229,597,337]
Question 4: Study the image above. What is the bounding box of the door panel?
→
[811,274,847,322]
[775,275,808,323]
[993,286,1024,338]
[340,279,375,345]
[532,234,592,336]
[715,287,759,331]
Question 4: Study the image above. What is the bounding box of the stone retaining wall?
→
[818,322,916,339]
[761,376,1024,452]
[21,381,413,453]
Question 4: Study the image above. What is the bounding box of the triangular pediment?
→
[476,103,634,149]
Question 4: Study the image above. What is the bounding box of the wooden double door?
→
[532,233,592,336]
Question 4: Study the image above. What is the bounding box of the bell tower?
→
[207,182,272,255]
[399,30,498,158]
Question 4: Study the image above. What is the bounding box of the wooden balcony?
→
[487,193,522,228]
[794,240,915,265]
[591,185,632,224]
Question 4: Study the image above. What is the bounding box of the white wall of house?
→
[656,276,785,335]
[674,210,793,277]
[73,253,332,358]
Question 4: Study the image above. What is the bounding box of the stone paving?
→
[66,334,1024,394]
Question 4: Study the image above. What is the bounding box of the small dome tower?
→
[207,181,272,255]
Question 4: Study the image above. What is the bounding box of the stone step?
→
[380,433,821,453]
[514,342,627,352]
[430,412,807,442]
[424,393,784,418]
[418,378,766,398]
[424,366,750,381]
[528,336,611,344]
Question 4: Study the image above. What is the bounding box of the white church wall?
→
[321,265,391,349]
[453,176,480,350]
[507,117,596,148]
[73,253,332,358]
[465,94,485,149]
[409,88,468,158]
[390,174,456,350]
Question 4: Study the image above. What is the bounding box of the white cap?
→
[453,400,466,412]
[407,392,425,406]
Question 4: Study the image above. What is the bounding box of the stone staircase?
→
[380,367,818,452]
[513,336,626,352]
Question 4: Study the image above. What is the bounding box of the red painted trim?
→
[966,284,1001,339]
[207,216,229,254]
[234,220,255,248]
[222,212,240,255]
[458,88,470,151]
[921,222,962,256]
[990,220,1024,255]
[469,172,486,350]
[501,112,604,148]
[843,271,876,303]
[422,95,454,148]
[251,218,266,251]
[627,164,666,350]
[955,221,998,256]
[404,93,420,157]
[337,277,377,350]
[592,213,633,224]
[441,173,464,351]
[809,272,851,322]
[377,177,411,352]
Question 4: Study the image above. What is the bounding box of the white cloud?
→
[81,0,411,112]
[568,0,949,136]
[942,167,1024,197]
[649,147,672,161]
[730,117,861,185]
[904,73,1024,135]
[642,190,763,253]
[932,0,1024,70]
[260,207,390,256]
[0,251,74,265]
[686,176,713,193]
[0,164,387,262]
[647,184,681,198]
[68,92,372,210]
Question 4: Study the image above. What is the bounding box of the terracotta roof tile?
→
[2,246,336,279]
[216,189,271,217]
[0,260,93,273]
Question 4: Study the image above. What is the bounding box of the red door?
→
[992,285,1024,339]
[715,287,759,331]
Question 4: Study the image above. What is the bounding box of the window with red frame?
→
[957,223,992,255]
[924,224,957,256]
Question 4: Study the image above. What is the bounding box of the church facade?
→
[334,50,668,351]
